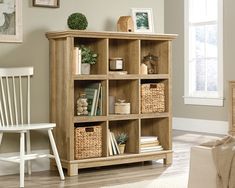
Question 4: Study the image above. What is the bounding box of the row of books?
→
[108,129,121,156]
[140,136,163,153]
[74,47,82,75]
[84,83,102,116]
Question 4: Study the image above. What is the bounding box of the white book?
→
[110,131,117,155]
[140,136,158,143]
[108,129,113,156]
[140,146,163,153]
[140,149,163,153]
[78,49,81,74]
[74,47,81,75]
[140,145,163,150]
[74,47,79,75]
[111,132,120,154]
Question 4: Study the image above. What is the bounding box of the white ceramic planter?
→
[81,64,91,74]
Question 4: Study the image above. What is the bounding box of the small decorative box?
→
[115,99,130,114]
[109,58,124,71]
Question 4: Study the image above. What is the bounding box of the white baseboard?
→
[0,149,50,176]
[173,117,229,135]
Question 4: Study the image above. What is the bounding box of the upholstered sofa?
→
[188,145,217,188]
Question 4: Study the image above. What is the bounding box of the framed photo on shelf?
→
[131,8,154,33]
[0,0,22,43]
[33,0,59,8]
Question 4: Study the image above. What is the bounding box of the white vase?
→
[81,64,91,74]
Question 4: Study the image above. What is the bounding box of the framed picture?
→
[0,0,22,43]
[131,8,154,33]
[33,0,59,8]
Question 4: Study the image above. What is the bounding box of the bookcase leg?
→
[164,153,173,165]
[67,164,78,176]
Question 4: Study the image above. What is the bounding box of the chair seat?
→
[0,123,56,132]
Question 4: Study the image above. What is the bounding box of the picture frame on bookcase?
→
[0,0,22,43]
[131,8,154,33]
[33,0,60,8]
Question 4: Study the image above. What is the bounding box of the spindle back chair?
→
[0,67,64,187]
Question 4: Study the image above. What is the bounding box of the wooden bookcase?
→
[229,81,235,136]
[46,31,177,176]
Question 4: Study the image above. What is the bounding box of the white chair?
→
[0,67,65,187]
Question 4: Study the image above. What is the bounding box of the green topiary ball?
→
[67,13,88,30]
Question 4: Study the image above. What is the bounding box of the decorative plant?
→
[67,12,88,30]
[80,45,98,64]
[116,132,128,145]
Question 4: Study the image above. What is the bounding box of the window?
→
[184,0,223,106]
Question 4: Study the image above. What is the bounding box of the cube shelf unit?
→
[46,31,177,176]
[229,81,235,136]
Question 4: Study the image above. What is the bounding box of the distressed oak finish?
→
[229,81,235,136]
[46,31,177,176]
[0,131,222,188]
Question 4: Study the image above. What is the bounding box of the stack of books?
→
[84,83,102,116]
[108,129,120,156]
[140,136,163,153]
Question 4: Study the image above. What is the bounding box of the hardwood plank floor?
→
[0,130,222,188]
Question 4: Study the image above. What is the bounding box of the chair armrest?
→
[188,145,217,188]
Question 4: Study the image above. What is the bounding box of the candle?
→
[141,63,148,74]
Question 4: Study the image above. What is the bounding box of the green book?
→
[84,87,97,116]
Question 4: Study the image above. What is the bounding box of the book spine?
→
[110,131,117,155]
[108,129,113,156]
[74,47,78,75]
[74,47,82,75]
[90,89,98,116]
[111,132,120,154]
[78,49,81,74]
[94,83,101,115]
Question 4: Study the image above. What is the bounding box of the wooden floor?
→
[0,130,222,188]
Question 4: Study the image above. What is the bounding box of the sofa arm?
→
[188,146,217,188]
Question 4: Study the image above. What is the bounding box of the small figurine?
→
[143,53,159,74]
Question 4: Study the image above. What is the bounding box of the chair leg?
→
[0,132,3,145]
[20,132,25,188]
[26,131,31,175]
[48,129,65,180]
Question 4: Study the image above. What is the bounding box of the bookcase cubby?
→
[46,31,177,176]
[109,119,139,154]
[74,121,107,158]
[109,79,139,114]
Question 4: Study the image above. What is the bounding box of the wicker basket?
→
[74,125,102,160]
[141,83,165,113]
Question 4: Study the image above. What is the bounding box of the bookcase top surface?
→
[46,30,178,40]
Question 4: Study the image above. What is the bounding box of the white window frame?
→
[184,0,224,106]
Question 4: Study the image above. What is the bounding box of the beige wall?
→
[0,0,164,152]
[165,0,235,121]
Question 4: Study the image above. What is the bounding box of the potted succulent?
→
[80,45,98,74]
[116,132,128,154]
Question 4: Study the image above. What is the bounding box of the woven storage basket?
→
[141,83,165,113]
[74,125,102,160]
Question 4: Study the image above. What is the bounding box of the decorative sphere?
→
[67,13,88,30]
